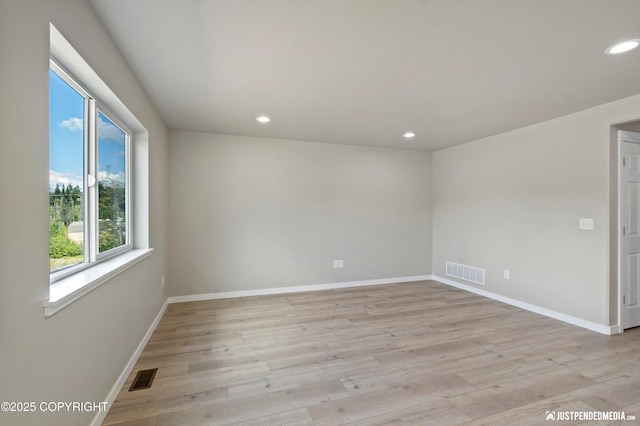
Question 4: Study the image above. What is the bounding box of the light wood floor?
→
[103,281,640,425]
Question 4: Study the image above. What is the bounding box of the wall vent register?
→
[446,261,485,285]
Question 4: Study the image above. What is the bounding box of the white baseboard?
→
[167,275,434,304]
[431,275,617,335]
[92,300,168,426]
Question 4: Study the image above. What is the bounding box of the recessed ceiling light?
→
[403,132,416,139]
[605,39,640,55]
[256,115,271,124]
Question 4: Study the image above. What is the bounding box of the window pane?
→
[49,69,85,272]
[97,111,127,253]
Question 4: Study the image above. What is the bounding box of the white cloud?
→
[49,170,83,191]
[98,117,125,141]
[98,170,125,184]
[48,170,125,190]
[59,117,83,131]
[58,116,125,142]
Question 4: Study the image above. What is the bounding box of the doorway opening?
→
[614,120,640,331]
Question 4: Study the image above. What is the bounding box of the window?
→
[45,24,151,317]
[49,61,131,280]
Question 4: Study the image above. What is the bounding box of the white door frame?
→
[617,130,640,330]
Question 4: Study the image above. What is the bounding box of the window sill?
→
[44,248,154,317]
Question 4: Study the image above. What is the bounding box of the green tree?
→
[98,169,126,252]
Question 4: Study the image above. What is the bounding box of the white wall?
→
[433,93,640,327]
[169,132,432,296]
[0,1,168,425]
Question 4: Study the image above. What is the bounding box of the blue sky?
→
[49,70,126,191]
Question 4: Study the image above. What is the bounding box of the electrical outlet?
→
[161,275,165,287]
[503,269,510,279]
[333,260,339,268]
[338,259,344,268]
[579,218,594,230]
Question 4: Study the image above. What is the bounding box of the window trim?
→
[46,23,151,317]
[49,60,133,283]
[45,248,153,317]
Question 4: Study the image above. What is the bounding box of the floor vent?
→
[446,261,485,285]
[129,368,158,391]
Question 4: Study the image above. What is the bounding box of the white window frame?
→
[45,24,152,317]
[49,60,133,283]
[93,106,132,260]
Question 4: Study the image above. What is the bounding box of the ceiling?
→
[89,0,640,151]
